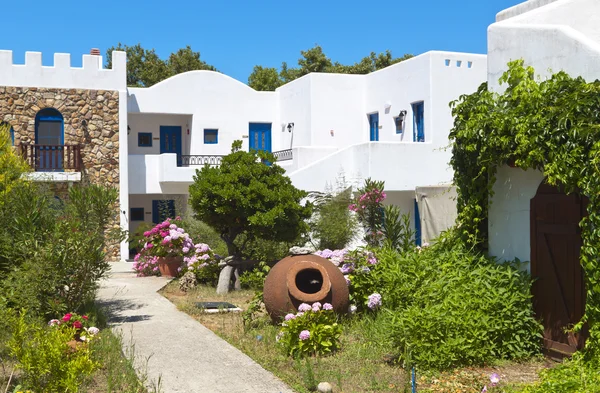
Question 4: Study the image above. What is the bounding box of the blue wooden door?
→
[412,102,425,142]
[160,126,182,166]
[35,108,64,171]
[369,113,379,141]
[249,123,272,153]
[152,200,176,224]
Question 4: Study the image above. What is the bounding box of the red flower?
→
[62,313,72,322]
[82,315,88,320]
[73,321,83,329]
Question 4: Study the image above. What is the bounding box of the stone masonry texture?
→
[0,86,121,259]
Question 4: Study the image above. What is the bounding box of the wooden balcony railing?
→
[20,144,82,172]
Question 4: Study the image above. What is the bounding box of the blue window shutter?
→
[412,102,424,142]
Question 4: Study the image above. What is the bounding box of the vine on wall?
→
[448,60,600,353]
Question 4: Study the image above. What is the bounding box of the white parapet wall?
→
[488,0,600,91]
[0,50,127,91]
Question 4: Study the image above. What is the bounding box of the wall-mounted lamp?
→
[287,122,295,133]
[395,110,408,132]
[127,125,131,135]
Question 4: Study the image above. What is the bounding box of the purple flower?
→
[312,302,322,312]
[361,266,371,273]
[182,247,190,253]
[323,303,333,311]
[344,275,351,286]
[320,249,333,259]
[299,330,310,341]
[298,303,311,312]
[481,386,487,393]
[284,313,296,321]
[367,293,382,310]
[340,263,354,274]
[490,373,500,386]
[169,224,177,229]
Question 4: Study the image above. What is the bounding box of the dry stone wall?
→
[0,86,121,259]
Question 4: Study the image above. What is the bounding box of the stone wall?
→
[0,86,121,259]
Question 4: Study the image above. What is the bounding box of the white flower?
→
[87,327,100,335]
[348,304,357,314]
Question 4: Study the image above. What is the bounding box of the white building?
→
[126,51,486,255]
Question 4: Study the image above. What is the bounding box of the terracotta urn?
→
[263,254,349,321]
[157,256,183,277]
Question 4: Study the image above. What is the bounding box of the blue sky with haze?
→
[1,0,523,83]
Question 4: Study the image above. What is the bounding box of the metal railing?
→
[20,144,82,171]
[180,149,293,167]
[273,149,293,162]
[180,155,223,167]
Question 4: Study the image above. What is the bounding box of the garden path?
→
[97,262,295,393]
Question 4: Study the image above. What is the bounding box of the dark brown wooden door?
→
[530,183,587,356]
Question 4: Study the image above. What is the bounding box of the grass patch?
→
[161,281,554,393]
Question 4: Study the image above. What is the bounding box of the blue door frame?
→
[249,123,272,153]
[412,102,425,142]
[35,108,64,172]
[152,200,176,224]
[369,113,379,141]
[160,126,182,166]
[414,199,422,246]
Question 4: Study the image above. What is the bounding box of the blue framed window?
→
[412,101,425,142]
[138,132,152,147]
[204,129,218,144]
[10,127,14,145]
[131,208,145,221]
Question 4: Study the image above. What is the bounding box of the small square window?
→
[204,129,218,144]
[131,207,145,221]
[138,133,152,147]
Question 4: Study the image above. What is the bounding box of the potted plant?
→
[135,217,195,277]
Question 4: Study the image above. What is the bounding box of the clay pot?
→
[157,256,183,277]
[263,254,349,321]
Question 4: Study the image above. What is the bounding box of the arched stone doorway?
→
[530,182,587,356]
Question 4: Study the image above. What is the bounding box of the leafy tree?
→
[188,141,312,257]
[248,66,283,91]
[249,45,414,91]
[167,45,217,75]
[105,43,217,87]
[0,123,29,205]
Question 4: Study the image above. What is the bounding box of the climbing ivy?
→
[449,60,600,354]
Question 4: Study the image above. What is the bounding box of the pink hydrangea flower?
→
[284,313,296,321]
[299,330,310,341]
[298,303,311,312]
[312,302,322,312]
[323,303,333,311]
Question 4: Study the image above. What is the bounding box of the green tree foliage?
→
[249,45,414,91]
[0,123,29,204]
[188,140,312,257]
[105,43,217,87]
[310,187,358,250]
[449,60,600,356]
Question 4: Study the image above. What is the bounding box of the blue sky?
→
[1,0,522,83]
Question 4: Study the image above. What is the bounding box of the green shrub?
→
[277,302,343,358]
[371,236,542,370]
[382,205,414,253]
[239,261,271,290]
[310,187,358,250]
[179,217,228,257]
[237,234,298,263]
[9,311,97,392]
[0,183,120,318]
[517,354,600,393]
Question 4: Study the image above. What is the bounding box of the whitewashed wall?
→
[488,166,544,267]
[488,0,600,91]
[128,71,279,155]
[128,113,192,155]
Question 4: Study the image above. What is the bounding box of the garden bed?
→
[161,281,551,393]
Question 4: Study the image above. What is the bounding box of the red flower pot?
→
[157,256,183,277]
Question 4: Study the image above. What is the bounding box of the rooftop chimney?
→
[90,48,101,56]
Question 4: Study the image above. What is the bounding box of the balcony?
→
[19,144,82,182]
[20,144,82,172]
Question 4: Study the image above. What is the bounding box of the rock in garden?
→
[179,271,198,292]
[317,382,333,393]
[288,246,314,255]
